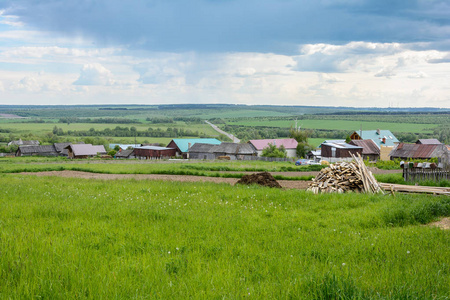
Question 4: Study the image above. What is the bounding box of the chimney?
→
[376,129,380,135]
[382,137,386,144]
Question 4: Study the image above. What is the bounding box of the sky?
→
[0,0,449,108]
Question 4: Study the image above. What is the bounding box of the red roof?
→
[248,139,298,150]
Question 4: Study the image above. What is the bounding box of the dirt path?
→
[20,170,311,189]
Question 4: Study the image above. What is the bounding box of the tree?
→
[290,126,312,158]
[261,143,287,158]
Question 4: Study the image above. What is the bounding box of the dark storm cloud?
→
[1,0,449,53]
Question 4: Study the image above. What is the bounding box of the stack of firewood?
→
[307,154,383,194]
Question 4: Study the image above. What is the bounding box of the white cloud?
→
[374,67,396,78]
[10,76,41,92]
[408,71,429,79]
[73,63,115,86]
[0,10,24,27]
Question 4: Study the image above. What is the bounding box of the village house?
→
[189,142,256,160]
[166,138,222,158]
[65,144,106,159]
[350,129,399,147]
[415,139,442,145]
[114,149,135,159]
[133,146,176,159]
[349,139,380,162]
[15,145,59,157]
[320,140,363,163]
[389,143,448,160]
[188,143,216,160]
[248,138,298,157]
[305,150,321,162]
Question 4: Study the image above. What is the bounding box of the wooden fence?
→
[403,168,449,182]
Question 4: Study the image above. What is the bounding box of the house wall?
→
[380,146,393,161]
[189,152,216,160]
[134,148,176,159]
[321,144,362,160]
[166,141,183,157]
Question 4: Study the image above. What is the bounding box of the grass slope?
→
[1,174,449,299]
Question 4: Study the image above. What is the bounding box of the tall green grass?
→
[0,174,449,299]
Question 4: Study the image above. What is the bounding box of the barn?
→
[349,139,380,161]
[65,144,107,159]
[15,145,59,157]
[321,141,363,162]
[133,146,176,159]
[166,138,221,158]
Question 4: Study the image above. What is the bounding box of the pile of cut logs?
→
[307,154,383,194]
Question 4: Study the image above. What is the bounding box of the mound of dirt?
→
[235,172,282,188]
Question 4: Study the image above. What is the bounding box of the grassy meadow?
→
[1,173,449,299]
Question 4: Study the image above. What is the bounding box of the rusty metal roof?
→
[349,139,380,155]
[390,143,443,159]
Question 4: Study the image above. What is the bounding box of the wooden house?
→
[349,139,380,161]
[65,144,106,159]
[133,146,176,159]
[15,145,58,157]
[321,141,362,163]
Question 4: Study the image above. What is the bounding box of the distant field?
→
[0,121,219,136]
[227,119,437,133]
[308,138,326,148]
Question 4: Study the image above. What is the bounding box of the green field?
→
[227,119,437,133]
[1,173,449,299]
[0,121,219,136]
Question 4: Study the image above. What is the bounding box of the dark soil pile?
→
[235,172,282,188]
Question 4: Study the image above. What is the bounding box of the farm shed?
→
[115,149,135,159]
[350,129,399,148]
[65,144,106,159]
[15,145,58,157]
[167,138,221,158]
[248,139,298,158]
[389,143,447,160]
[188,143,216,160]
[321,141,363,163]
[8,139,40,147]
[415,139,442,145]
[54,142,86,156]
[134,146,176,159]
[349,139,380,161]
[306,150,321,162]
[210,143,256,160]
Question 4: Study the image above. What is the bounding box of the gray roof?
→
[66,144,106,156]
[210,143,256,155]
[18,145,57,154]
[115,149,134,158]
[416,139,442,145]
[54,142,72,153]
[188,143,216,153]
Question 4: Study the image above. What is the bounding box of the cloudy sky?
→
[0,0,449,107]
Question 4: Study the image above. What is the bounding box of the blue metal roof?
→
[355,130,399,147]
[171,138,221,153]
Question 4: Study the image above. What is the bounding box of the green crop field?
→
[0,121,218,136]
[1,173,449,299]
[226,119,437,134]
